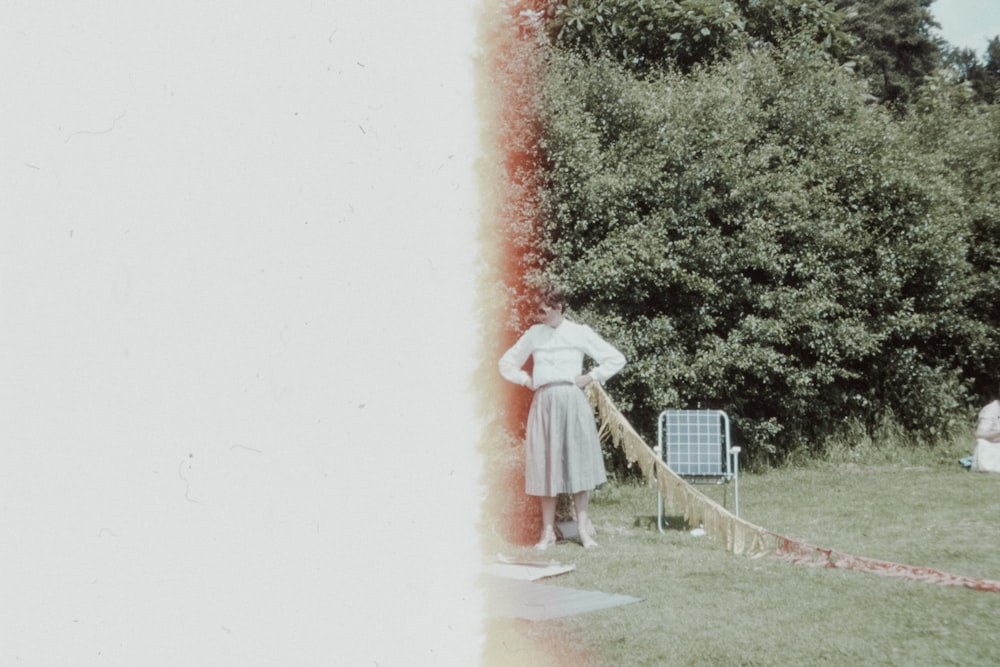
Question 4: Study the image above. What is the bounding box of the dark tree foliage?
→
[943,37,1000,104]
[833,0,941,110]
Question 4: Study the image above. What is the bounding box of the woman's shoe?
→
[535,527,557,550]
[579,530,599,549]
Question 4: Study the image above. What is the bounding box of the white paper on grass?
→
[486,555,577,581]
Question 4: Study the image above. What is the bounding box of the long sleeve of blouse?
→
[498,319,626,390]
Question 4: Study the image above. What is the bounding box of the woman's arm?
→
[976,402,1000,442]
[498,328,535,388]
[579,324,626,385]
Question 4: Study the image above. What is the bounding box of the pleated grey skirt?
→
[524,382,608,496]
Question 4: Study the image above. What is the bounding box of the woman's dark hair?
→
[537,284,566,310]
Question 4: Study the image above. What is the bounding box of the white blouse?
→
[499,319,626,390]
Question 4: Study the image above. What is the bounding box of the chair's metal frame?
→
[656,409,741,533]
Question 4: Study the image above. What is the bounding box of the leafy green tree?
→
[834,0,940,110]
[985,36,1000,102]
[522,41,980,463]
[538,0,854,72]
[905,70,1000,399]
[943,37,1000,104]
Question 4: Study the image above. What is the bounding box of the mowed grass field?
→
[483,461,1000,666]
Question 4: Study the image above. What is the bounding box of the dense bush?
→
[502,38,997,465]
[905,73,1000,400]
[539,0,854,72]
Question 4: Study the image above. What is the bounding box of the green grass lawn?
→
[484,464,1000,666]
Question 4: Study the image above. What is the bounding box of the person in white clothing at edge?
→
[499,284,626,549]
[972,393,1000,472]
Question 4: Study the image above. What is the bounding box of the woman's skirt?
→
[972,438,1000,472]
[524,382,607,496]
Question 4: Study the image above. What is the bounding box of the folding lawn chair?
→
[657,409,741,533]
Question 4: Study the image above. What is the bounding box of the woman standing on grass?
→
[499,284,626,549]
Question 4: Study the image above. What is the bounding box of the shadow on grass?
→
[633,514,689,531]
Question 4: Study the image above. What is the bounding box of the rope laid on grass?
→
[586,383,1000,593]
[770,535,1000,592]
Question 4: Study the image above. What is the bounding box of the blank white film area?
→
[2,2,485,664]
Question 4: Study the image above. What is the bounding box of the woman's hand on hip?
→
[575,374,593,389]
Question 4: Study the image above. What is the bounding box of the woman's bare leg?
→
[573,490,598,548]
[536,496,557,549]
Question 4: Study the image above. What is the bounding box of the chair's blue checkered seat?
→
[661,410,727,477]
